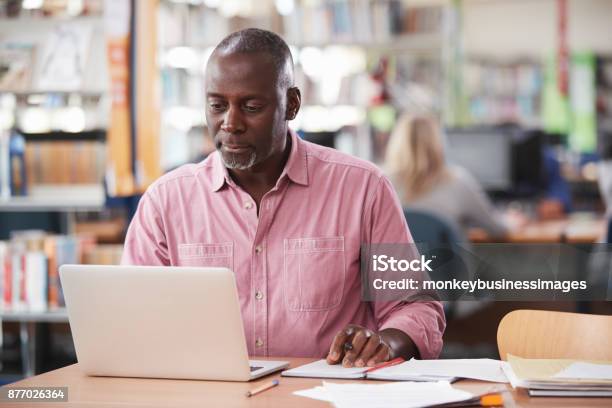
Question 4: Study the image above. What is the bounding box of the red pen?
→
[363,357,405,373]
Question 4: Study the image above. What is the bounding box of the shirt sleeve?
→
[363,175,446,359]
[121,188,171,266]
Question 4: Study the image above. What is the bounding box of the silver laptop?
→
[59,265,289,381]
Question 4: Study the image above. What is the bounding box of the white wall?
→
[462,0,612,58]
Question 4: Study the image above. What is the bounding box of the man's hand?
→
[326,324,418,367]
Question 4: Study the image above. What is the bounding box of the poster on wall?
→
[37,23,92,91]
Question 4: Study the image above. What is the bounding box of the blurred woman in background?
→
[385,114,511,238]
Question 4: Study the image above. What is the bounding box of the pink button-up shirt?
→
[122,130,445,359]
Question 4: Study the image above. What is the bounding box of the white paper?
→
[322,381,473,408]
[282,359,367,379]
[379,358,508,383]
[501,361,523,388]
[553,362,612,381]
[293,386,332,402]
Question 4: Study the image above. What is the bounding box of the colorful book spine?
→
[25,251,48,312]
[0,242,10,310]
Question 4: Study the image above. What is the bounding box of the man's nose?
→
[220,106,245,133]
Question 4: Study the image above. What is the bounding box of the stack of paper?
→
[503,354,612,397]
[282,358,508,383]
[294,381,476,408]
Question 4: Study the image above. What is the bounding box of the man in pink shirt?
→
[122,28,445,366]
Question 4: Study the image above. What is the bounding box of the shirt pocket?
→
[283,236,345,311]
[177,242,233,270]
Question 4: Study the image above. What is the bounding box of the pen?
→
[245,379,279,397]
[363,357,405,373]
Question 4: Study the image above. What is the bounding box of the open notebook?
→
[281,359,456,382]
[282,358,508,383]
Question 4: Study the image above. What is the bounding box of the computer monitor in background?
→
[300,131,337,149]
[512,129,545,196]
[445,128,513,193]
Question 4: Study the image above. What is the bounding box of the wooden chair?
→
[497,309,612,361]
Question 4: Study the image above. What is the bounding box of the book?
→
[0,241,9,309]
[1,233,107,311]
[503,354,612,397]
[25,251,47,311]
[528,389,612,397]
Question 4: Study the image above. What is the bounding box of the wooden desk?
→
[2,358,610,407]
[469,217,605,244]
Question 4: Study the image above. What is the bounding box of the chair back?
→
[403,208,465,244]
[497,309,612,361]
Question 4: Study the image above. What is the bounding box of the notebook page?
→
[371,358,508,383]
[281,359,367,379]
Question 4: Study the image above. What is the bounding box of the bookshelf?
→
[0,308,68,323]
[0,2,123,379]
[0,4,110,198]
[0,184,105,212]
[461,57,543,127]
[0,309,70,378]
[156,0,451,166]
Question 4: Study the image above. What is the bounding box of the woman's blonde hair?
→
[385,114,450,202]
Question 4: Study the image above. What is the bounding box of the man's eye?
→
[244,105,262,113]
[209,103,225,112]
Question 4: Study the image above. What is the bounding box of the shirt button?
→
[255,338,264,347]
[244,202,253,209]
[255,291,264,300]
[255,245,263,253]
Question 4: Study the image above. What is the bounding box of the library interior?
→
[0,0,612,406]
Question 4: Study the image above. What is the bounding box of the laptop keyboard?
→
[250,366,263,372]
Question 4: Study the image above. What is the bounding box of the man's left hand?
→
[326,324,418,367]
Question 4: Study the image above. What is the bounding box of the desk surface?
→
[2,357,610,407]
[469,217,605,244]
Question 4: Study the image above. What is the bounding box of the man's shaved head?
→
[210,28,294,90]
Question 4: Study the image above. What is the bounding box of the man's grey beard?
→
[220,150,257,170]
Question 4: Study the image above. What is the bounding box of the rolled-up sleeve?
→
[363,176,446,359]
[121,188,170,266]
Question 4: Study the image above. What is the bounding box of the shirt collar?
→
[211,129,309,192]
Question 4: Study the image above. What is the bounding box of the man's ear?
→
[285,87,301,120]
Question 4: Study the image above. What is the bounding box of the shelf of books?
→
[157,0,449,166]
[0,0,110,207]
[461,58,543,127]
[0,230,123,314]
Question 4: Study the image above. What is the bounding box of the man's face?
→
[205,52,288,171]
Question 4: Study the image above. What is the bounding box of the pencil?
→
[363,357,405,373]
[245,379,279,397]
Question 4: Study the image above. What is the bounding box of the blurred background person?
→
[385,114,522,238]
